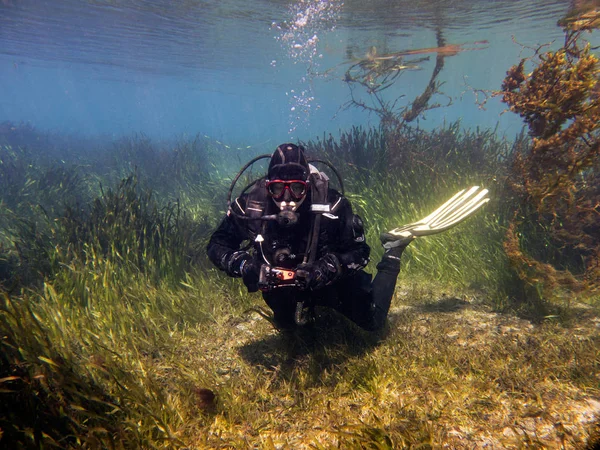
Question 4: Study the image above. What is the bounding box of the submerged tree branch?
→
[340,27,482,128]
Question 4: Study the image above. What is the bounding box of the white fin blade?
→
[414,198,489,234]
[388,221,421,235]
[431,190,489,228]
[383,187,490,239]
[419,186,481,226]
[431,199,489,230]
[429,189,489,228]
[387,188,471,235]
[418,188,467,224]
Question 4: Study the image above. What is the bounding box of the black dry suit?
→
[207,168,403,331]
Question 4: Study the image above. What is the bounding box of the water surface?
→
[0,0,588,143]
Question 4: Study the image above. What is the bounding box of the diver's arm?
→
[206,214,247,274]
[330,196,370,275]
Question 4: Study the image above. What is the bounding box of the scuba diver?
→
[207,143,489,331]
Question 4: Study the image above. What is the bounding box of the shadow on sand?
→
[237,307,392,386]
[413,295,472,313]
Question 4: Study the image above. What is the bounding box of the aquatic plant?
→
[0,256,249,448]
[301,125,389,187]
[500,8,600,302]
[0,171,237,447]
[55,174,212,285]
[104,133,225,199]
[303,121,509,194]
[0,128,231,291]
[0,121,47,153]
[0,144,97,289]
[0,293,140,447]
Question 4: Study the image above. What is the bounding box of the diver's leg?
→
[262,291,299,329]
[318,272,373,329]
[318,243,407,332]
[368,243,409,331]
[321,243,409,332]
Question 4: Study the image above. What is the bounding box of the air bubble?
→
[272,0,343,134]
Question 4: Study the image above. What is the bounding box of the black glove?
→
[227,251,260,292]
[295,253,342,291]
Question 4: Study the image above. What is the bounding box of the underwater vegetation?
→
[0,129,238,448]
[0,129,226,292]
[0,120,598,447]
[499,10,600,303]
[303,122,507,200]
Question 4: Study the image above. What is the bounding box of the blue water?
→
[0,0,591,147]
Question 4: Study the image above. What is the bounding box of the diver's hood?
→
[268,143,310,181]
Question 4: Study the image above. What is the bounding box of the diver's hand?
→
[295,254,341,291]
[241,258,260,292]
[227,251,260,292]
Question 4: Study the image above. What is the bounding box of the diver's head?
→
[266,143,310,218]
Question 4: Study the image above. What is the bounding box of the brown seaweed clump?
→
[500,12,600,299]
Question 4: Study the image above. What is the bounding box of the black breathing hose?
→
[226,154,271,211]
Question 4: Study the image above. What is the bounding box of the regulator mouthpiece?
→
[277,210,299,227]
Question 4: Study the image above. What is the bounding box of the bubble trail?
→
[272,0,343,135]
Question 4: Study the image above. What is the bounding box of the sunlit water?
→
[0,0,593,145]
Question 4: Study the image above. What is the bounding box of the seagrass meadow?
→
[0,117,599,449]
